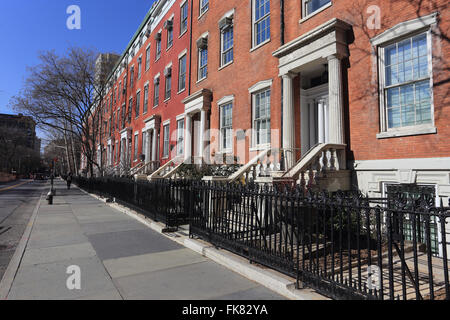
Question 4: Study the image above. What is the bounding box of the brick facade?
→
[90,0,449,189]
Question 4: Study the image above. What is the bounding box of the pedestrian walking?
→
[67,173,72,190]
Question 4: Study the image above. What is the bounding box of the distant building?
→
[0,113,39,152]
[95,53,121,86]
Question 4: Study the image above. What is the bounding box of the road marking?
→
[0,181,30,192]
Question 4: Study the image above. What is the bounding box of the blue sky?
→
[0,0,156,142]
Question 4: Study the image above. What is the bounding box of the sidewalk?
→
[2,180,287,300]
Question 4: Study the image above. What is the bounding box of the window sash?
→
[134,134,138,160]
[303,0,331,17]
[135,92,140,117]
[177,120,184,155]
[199,48,208,79]
[156,40,161,59]
[167,29,173,48]
[380,31,433,131]
[165,76,172,100]
[222,27,234,65]
[220,103,233,151]
[145,47,150,70]
[143,85,149,114]
[254,0,270,46]
[163,125,170,157]
[200,0,209,14]
[181,3,188,33]
[179,55,187,91]
[154,82,159,106]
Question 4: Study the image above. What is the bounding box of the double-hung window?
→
[200,0,209,16]
[134,133,138,160]
[180,2,188,35]
[138,58,142,79]
[178,55,187,92]
[165,72,172,100]
[221,25,234,66]
[145,46,151,71]
[199,47,208,80]
[154,77,160,107]
[177,119,184,156]
[156,37,162,60]
[130,67,134,89]
[135,91,140,118]
[163,124,170,158]
[253,89,271,146]
[143,84,149,114]
[220,102,233,151]
[382,33,432,130]
[302,0,331,18]
[253,0,270,47]
[167,27,173,49]
[128,97,133,122]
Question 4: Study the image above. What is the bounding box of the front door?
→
[300,84,329,156]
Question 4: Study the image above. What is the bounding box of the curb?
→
[76,186,328,300]
[0,194,42,299]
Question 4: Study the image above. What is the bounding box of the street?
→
[0,180,45,281]
[1,180,286,300]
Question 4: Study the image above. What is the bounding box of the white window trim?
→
[162,122,171,159]
[249,79,273,94]
[250,83,272,149]
[300,0,332,23]
[180,2,188,37]
[178,54,187,94]
[219,10,235,68]
[198,47,208,81]
[145,45,151,71]
[199,0,209,18]
[252,0,271,50]
[219,100,234,153]
[217,94,235,106]
[375,15,437,139]
[176,117,185,156]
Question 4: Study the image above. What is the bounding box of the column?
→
[328,54,345,144]
[184,114,192,162]
[198,109,206,161]
[318,99,325,144]
[309,102,316,148]
[282,72,296,169]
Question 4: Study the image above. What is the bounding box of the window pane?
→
[305,0,331,16]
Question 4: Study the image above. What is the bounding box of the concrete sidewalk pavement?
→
[2,180,286,300]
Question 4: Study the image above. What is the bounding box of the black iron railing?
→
[73,176,190,229]
[189,181,450,300]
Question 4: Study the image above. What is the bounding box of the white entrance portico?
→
[143,114,161,173]
[273,18,350,169]
[119,127,132,175]
[182,89,212,164]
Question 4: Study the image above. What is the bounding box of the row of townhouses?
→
[81,0,449,254]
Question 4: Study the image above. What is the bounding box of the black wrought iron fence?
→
[73,176,190,229]
[189,181,450,300]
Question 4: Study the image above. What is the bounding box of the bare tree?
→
[11,47,111,177]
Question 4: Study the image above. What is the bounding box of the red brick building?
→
[88,0,449,207]
[91,0,192,177]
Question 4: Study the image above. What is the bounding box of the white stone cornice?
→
[217,95,235,106]
[370,12,438,46]
[249,79,273,93]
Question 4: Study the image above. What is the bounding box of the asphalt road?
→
[0,179,47,281]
